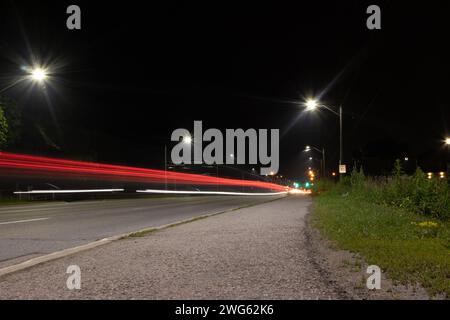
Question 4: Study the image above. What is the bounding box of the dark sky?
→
[0,1,449,178]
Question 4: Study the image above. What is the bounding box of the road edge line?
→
[0,195,287,278]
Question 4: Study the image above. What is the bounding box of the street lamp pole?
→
[305,145,326,178]
[304,99,343,180]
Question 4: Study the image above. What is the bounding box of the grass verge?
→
[312,192,450,298]
[0,199,33,206]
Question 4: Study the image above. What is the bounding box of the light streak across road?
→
[0,152,288,192]
[13,189,125,194]
[136,190,288,196]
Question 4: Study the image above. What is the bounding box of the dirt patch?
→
[305,209,430,300]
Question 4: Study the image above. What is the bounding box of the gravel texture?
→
[0,196,343,299]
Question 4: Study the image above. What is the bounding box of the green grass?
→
[0,198,33,206]
[312,192,450,298]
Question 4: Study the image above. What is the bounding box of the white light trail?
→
[289,189,311,195]
[13,189,124,194]
[136,189,288,196]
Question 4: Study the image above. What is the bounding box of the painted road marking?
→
[0,217,50,226]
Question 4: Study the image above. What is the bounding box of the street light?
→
[183,136,192,144]
[305,98,343,180]
[305,99,318,111]
[445,138,450,178]
[164,135,192,190]
[29,67,48,82]
[304,145,326,178]
[0,65,50,95]
[0,64,50,152]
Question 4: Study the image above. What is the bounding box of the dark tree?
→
[0,95,22,148]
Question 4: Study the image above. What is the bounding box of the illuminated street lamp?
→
[0,65,49,95]
[305,99,318,111]
[445,138,450,178]
[164,135,192,190]
[304,145,326,177]
[305,98,343,180]
[29,67,48,82]
[183,136,192,144]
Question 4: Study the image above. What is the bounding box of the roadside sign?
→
[339,164,346,174]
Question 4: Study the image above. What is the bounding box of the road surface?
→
[0,195,344,299]
[0,195,283,266]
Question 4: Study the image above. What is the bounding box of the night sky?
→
[1,1,449,179]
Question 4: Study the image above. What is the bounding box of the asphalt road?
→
[0,195,284,265]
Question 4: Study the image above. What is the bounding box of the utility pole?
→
[322,147,326,178]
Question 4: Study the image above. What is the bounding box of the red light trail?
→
[0,152,287,192]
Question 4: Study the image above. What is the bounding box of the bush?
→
[310,179,335,194]
[0,106,8,149]
[316,161,450,220]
